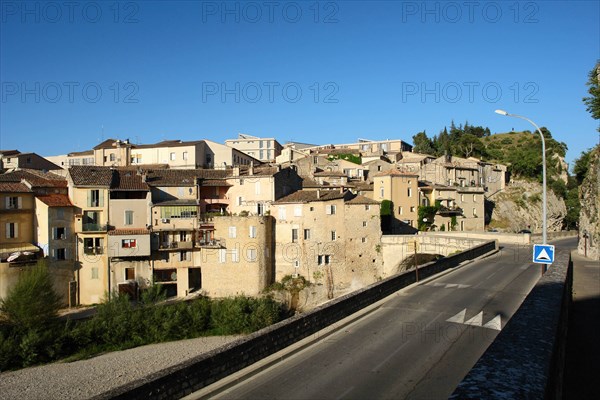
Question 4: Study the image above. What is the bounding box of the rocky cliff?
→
[578,146,600,260]
[488,179,567,233]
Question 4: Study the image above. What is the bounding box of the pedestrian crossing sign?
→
[533,244,555,264]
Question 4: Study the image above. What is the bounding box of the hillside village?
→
[1,135,510,306]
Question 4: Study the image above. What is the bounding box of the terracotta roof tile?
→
[0,169,67,188]
[36,194,73,207]
[274,189,349,204]
[372,169,419,177]
[111,170,149,191]
[0,182,32,193]
[144,169,231,186]
[346,195,380,205]
[69,166,113,186]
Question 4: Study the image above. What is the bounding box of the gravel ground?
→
[0,335,242,400]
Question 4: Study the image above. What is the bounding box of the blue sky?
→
[1,0,598,166]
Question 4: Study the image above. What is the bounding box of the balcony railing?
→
[195,238,224,248]
[82,223,108,232]
[437,205,463,215]
[84,246,104,255]
[158,241,194,250]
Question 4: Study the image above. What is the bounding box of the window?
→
[331,230,336,241]
[304,229,311,240]
[179,231,188,241]
[410,206,415,213]
[380,187,384,198]
[5,196,21,209]
[473,208,477,217]
[5,222,17,239]
[294,206,302,217]
[231,249,239,262]
[365,205,371,211]
[399,206,403,215]
[125,210,134,225]
[247,248,257,262]
[170,152,176,161]
[292,229,298,243]
[408,188,412,197]
[91,267,99,279]
[259,150,264,159]
[309,206,314,212]
[84,238,103,254]
[125,268,135,280]
[53,227,66,239]
[255,181,261,195]
[122,239,137,248]
[109,153,116,162]
[257,203,264,215]
[326,205,336,215]
[324,255,331,264]
[88,189,103,207]
[278,206,287,220]
[179,251,189,261]
[473,194,478,202]
[228,226,237,238]
[313,156,319,164]
[183,151,188,161]
[362,237,367,243]
[294,260,300,268]
[362,221,367,227]
[219,249,226,263]
[317,255,323,265]
[54,248,66,260]
[249,226,257,238]
[238,196,243,206]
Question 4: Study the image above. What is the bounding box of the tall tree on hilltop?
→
[583,61,600,129]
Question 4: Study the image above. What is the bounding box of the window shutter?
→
[4,197,8,209]
[325,205,331,215]
[87,190,91,207]
[14,223,18,238]
[99,191,104,207]
[232,249,239,262]
[17,197,22,209]
[5,223,9,238]
[219,249,226,263]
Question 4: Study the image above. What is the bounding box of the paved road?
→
[199,238,577,400]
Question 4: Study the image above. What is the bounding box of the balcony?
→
[195,238,224,248]
[84,246,104,255]
[82,223,109,232]
[437,205,463,216]
[158,241,194,251]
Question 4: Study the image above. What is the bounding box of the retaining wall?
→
[451,247,572,399]
[94,240,498,400]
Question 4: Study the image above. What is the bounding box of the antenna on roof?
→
[100,124,104,142]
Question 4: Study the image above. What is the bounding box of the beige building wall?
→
[0,193,35,245]
[373,173,419,228]
[130,144,203,168]
[273,196,383,295]
[109,197,151,229]
[200,215,274,297]
[225,136,282,162]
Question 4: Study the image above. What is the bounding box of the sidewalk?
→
[563,251,600,399]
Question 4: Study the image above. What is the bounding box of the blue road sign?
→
[533,244,555,264]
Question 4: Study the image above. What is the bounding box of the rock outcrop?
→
[578,146,600,260]
[489,179,567,233]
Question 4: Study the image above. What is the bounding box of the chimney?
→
[249,161,254,176]
[316,189,321,199]
[233,166,240,177]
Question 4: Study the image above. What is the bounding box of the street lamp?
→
[494,109,547,246]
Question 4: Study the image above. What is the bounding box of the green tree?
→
[412,131,435,154]
[0,261,62,332]
[573,148,593,184]
[583,61,600,126]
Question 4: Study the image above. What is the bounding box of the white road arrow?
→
[464,312,483,327]
[482,314,502,331]
[446,309,466,324]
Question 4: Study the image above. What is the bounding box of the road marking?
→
[482,314,502,331]
[446,309,502,331]
[464,311,483,326]
[447,309,466,324]
[426,283,471,289]
[335,386,354,400]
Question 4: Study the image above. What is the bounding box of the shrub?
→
[0,261,62,333]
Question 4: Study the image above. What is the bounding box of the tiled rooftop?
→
[36,194,73,207]
[69,166,113,186]
[0,169,67,188]
[0,182,32,193]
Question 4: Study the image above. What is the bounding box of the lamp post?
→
[495,109,547,246]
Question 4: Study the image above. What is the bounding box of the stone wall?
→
[93,240,497,400]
